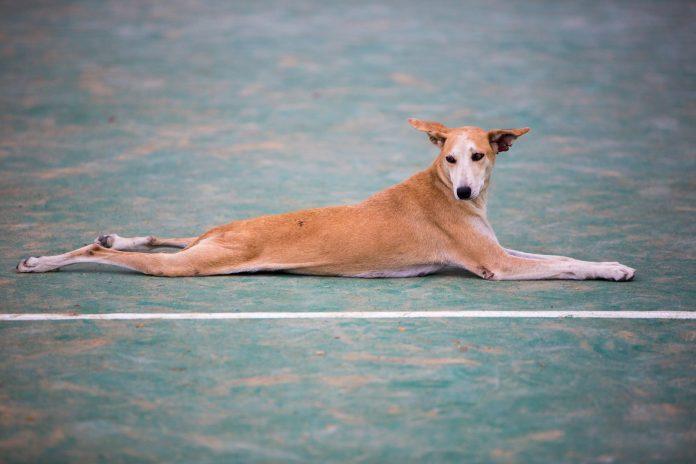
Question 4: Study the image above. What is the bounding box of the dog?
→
[16,119,635,281]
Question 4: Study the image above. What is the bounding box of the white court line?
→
[0,311,694,321]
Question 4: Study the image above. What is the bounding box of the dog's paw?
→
[17,256,40,273]
[598,262,635,281]
[96,234,118,248]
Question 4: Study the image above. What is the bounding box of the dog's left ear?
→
[408,118,450,147]
[488,127,530,153]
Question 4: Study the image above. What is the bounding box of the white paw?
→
[95,233,152,251]
[16,256,53,273]
[95,233,119,248]
[597,262,635,281]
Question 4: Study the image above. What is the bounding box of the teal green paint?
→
[0,1,694,313]
[0,320,694,462]
[0,0,694,461]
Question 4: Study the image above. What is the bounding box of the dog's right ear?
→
[408,118,450,147]
[488,127,530,154]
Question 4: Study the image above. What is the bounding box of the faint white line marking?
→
[0,311,694,321]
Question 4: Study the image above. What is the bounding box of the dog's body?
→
[17,119,635,281]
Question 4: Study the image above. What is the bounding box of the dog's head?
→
[408,118,529,201]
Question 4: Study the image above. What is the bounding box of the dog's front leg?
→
[456,245,635,281]
[504,248,573,261]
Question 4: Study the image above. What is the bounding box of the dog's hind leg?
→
[95,234,197,251]
[17,241,227,276]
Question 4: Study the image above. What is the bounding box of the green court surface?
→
[0,0,694,462]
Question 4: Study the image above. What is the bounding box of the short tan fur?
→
[17,119,635,281]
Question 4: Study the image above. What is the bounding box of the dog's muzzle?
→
[456,186,472,200]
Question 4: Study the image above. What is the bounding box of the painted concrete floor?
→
[0,0,694,462]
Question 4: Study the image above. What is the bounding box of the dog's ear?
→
[488,127,530,154]
[408,118,450,147]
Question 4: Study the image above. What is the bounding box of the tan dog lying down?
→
[17,119,635,281]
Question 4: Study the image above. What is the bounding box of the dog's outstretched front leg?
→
[504,248,573,261]
[95,234,197,251]
[456,246,635,281]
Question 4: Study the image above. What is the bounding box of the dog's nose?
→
[456,186,472,200]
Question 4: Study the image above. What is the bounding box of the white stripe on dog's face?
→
[443,136,491,201]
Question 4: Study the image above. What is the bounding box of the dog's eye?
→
[471,152,484,162]
[445,155,457,164]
